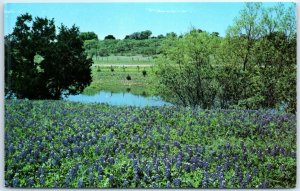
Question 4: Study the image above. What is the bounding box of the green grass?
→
[83,65,157,96]
[92,55,154,65]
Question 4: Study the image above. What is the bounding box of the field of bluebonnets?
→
[5,100,296,188]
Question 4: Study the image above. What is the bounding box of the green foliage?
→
[5,13,93,99]
[104,35,116,40]
[124,30,152,40]
[156,3,296,112]
[219,2,296,112]
[80,32,98,41]
[166,32,177,38]
[84,38,162,57]
[156,30,221,108]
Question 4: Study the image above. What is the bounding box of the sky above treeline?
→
[4,2,289,39]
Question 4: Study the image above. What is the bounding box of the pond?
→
[64,91,172,107]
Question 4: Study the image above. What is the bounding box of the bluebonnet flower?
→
[245,173,252,182]
[143,175,149,182]
[152,183,158,188]
[237,171,243,183]
[164,144,170,152]
[128,153,134,159]
[240,141,245,149]
[184,163,190,172]
[210,172,217,182]
[133,159,139,170]
[190,156,198,164]
[203,160,209,170]
[240,181,247,188]
[165,167,171,179]
[86,175,93,186]
[231,175,235,183]
[95,145,100,154]
[99,156,106,165]
[218,171,224,182]
[267,164,272,171]
[166,181,171,188]
[176,159,182,169]
[53,181,58,188]
[201,146,206,153]
[280,165,285,172]
[98,175,103,181]
[191,164,197,171]
[41,155,48,163]
[39,176,45,186]
[64,176,70,187]
[145,165,151,177]
[108,157,115,165]
[219,180,226,188]
[97,165,103,175]
[154,174,160,181]
[12,177,19,187]
[202,179,208,188]
[27,177,34,187]
[37,167,45,176]
[108,174,114,185]
[174,141,181,148]
[173,178,181,187]
[78,178,84,188]
[123,179,129,187]
[101,135,106,142]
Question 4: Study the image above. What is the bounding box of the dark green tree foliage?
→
[5,35,14,97]
[5,13,92,99]
[124,30,152,40]
[104,35,116,40]
[157,34,165,39]
[84,38,162,57]
[166,32,177,38]
[142,70,147,77]
[80,32,98,41]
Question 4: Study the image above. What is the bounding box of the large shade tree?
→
[5,13,93,99]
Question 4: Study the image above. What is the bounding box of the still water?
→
[65,91,171,107]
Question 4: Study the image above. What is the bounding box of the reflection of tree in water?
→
[142,91,147,97]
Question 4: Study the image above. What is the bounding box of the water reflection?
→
[65,91,171,107]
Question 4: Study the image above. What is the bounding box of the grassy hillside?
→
[83,66,157,96]
[92,55,154,65]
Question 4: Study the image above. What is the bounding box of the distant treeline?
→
[83,38,163,57]
[80,30,218,57]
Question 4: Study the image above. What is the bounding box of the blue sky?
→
[4,2,282,39]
